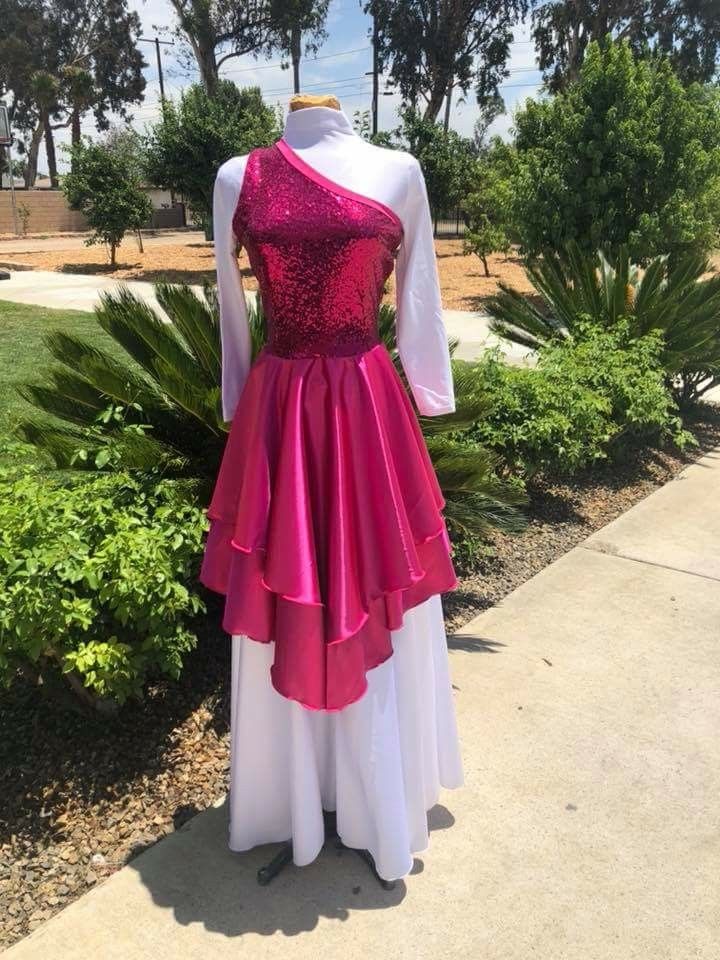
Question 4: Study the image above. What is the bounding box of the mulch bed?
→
[0,239,533,310]
[1,405,719,950]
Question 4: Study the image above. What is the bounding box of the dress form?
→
[207,99,464,886]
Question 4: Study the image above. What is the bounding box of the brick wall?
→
[0,190,88,234]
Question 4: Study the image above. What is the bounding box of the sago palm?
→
[17,284,527,538]
[486,241,720,408]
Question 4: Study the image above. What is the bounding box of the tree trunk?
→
[423,79,450,123]
[44,120,58,187]
[291,27,302,94]
[71,107,81,145]
[170,0,219,94]
[199,46,219,94]
[109,241,117,267]
[481,254,490,277]
[23,120,44,188]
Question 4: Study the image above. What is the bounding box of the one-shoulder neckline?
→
[275,138,404,237]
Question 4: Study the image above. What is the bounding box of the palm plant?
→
[17,285,527,538]
[486,242,720,408]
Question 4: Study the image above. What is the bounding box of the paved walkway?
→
[0,269,167,314]
[0,270,531,364]
[6,446,719,959]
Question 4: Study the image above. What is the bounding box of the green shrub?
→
[18,287,528,542]
[464,322,692,477]
[507,40,720,261]
[0,469,207,707]
[486,242,720,409]
[144,81,279,237]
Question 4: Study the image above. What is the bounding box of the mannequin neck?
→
[281,106,358,148]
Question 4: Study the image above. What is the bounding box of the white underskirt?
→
[227,594,464,881]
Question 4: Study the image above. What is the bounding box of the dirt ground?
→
[0,237,534,309]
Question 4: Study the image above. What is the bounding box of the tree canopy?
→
[366,0,527,123]
[532,0,720,91]
[169,0,330,94]
[144,81,279,235]
[0,0,145,187]
[506,39,720,260]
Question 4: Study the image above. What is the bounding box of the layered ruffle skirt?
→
[200,342,463,879]
[200,342,458,711]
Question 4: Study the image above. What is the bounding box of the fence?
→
[432,208,467,239]
[0,190,87,234]
[0,189,186,235]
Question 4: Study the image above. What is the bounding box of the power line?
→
[221,45,371,76]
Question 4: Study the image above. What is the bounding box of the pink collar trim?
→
[275,138,404,237]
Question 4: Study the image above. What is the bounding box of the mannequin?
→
[204,98,463,886]
[288,92,341,110]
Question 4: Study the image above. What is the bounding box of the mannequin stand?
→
[256,810,397,890]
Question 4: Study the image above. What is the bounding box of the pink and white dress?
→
[200,106,463,881]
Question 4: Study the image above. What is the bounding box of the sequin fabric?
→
[232,141,404,359]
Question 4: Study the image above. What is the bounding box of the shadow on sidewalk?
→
[127,798,457,937]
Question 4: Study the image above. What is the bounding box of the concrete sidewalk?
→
[0,270,167,314]
[0,270,528,364]
[6,446,719,960]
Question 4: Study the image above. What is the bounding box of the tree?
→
[0,0,145,187]
[532,0,720,92]
[380,108,479,212]
[168,0,272,94]
[169,1,332,95]
[63,136,152,266]
[462,140,513,275]
[507,40,720,261]
[264,0,330,93]
[144,81,279,238]
[365,0,527,123]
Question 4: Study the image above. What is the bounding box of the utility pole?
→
[139,37,175,110]
[139,37,176,208]
[365,3,380,136]
[443,78,453,133]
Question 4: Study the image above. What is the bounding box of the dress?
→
[200,106,463,880]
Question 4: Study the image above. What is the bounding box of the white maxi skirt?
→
[227,594,464,882]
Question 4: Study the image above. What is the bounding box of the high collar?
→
[281,105,358,148]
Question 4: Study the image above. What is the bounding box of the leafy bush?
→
[507,40,720,261]
[0,470,207,707]
[486,242,720,408]
[464,322,692,477]
[144,81,279,237]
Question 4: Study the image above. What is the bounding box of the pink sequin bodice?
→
[232,140,404,359]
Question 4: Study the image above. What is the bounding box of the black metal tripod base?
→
[256,809,396,890]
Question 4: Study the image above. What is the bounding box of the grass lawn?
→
[0,299,122,468]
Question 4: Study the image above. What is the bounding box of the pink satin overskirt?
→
[200,342,457,710]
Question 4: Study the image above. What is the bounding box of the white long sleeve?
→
[213,157,252,422]
[395,158,455,416]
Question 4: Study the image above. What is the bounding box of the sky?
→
[42,0,544,174]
